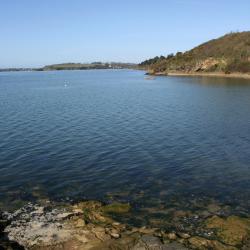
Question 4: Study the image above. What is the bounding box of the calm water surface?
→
[0,70,250,219]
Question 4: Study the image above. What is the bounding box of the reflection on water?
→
[0,70,250,221]
[171,75,250,86]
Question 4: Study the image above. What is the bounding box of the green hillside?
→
[140,31,250,74]
[42,62,136,71]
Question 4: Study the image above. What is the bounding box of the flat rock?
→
[163,242,189,250]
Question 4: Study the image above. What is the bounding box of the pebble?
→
[167,232,177,240]
[75,218,85,228]
[110,232,120,238]
[177,232,190,239]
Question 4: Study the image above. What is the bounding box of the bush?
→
[225,60,250,73]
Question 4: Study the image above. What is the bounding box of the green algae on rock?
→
[205,215,250,246]
[102,202,131,214]
[188,236,237,250]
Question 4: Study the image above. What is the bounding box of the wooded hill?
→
[140,32,250,74]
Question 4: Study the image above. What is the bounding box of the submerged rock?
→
[166,232,177,240]
[102,202,131,214]
[132,235,189,250]
[131,235,163,250]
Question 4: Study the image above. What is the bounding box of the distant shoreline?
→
[0,68,135,73]
[0,62,137,73]
[151,71,250,80]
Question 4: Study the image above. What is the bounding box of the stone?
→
[141,235,162,246]
[188,236,208,249]
[91,225,105,232]
[188,236,237,250]
[110,232,120,239]
[106,233,139,250]
[138,226,156,234]
[74,201,103,211]
[163,242,189,250]
[166,232,177,240]
[132,235,163,250]
[207,204,221,213]
[94,230,111,241]
[72,208,83,214]
[56,212,74,220]
[177,232,190,239]
[75,218,85,228]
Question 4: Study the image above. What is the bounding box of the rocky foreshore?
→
[145,70,250,80]
[0,200,249,250]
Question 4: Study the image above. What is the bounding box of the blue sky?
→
[0,0,250,67]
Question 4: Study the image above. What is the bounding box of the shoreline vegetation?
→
[1,199,249,250]
[140,31,250,80]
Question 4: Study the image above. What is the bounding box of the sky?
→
[0,0,250,68]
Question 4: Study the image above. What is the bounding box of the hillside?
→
[0,62,136,72]
[41,62,136,71]
[140,31,250,75]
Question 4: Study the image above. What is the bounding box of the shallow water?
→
[0,70,250,218]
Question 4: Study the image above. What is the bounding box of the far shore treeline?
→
[0,62,137,72]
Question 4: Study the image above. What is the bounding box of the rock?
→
[106,227,120,239]
[106,233,140,250]
[132,235,163,250]
[74,201,103,211]
[176,238,186,244]
[188,236,208,249]
[75,218,85,228]
[177,232,190,239]
[207,204,221,213]
[94,230,111,241]
[112,222,120,226]
[136,235,187,250]
[198,210,211,218]
[56,212,74,220]
[102,202,131,214]
[211,240,238,250]
[205,215,250,246]
[91,211,113,223]
[166,232,177,240]
[110,232,120,239]
[30,206,44,215]
[138,226,156,234]
[188,236,237,250]
[3,203,94,248]
[173,210,190,218]
[72,208,84,214]
[91,225,106,233]
[142,235,162,245]
[163,242,189,250]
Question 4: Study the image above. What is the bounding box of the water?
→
[0,70,250,219]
